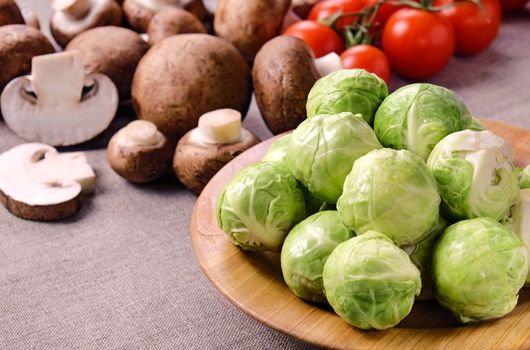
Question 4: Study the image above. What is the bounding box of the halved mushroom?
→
[0,51,119,146]
[50,0,122,47]
[147,7,206,46]
[173,108,260,193]
[0,143,96,221]
[0,25,55,92]
[107,120,174,183]
[123,0,208,33]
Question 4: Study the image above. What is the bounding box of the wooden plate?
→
[190,120,530,349]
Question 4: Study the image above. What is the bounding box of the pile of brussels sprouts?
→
[216,69,530,330]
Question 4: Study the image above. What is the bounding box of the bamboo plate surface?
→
[190,119,530,349]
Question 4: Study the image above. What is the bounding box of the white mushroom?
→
[0,143,96,221]
[0,51,119,146]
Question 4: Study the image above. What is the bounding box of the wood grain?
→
[190,119,530,350]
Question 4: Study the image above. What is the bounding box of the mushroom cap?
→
[147,7,206,46]
[0,25,55,92]
[253,35,320,134]
[50,0,122,47]
[0,0,24,26]
[66,26,148,100]
[107,123,174,183]
[1,73,119,146]
[123,0,208,32]
[173,128,260,193]
[214,0,291,62]
[132,33,252,140]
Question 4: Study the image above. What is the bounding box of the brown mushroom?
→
[147,7,206,46]
[214,0,290,62]
[107,120,174,183]
[0,0,24,26]
[50,0,122,47]
[291,0,319,18]
[0,25,55,92]
[173,109,260,193]
[20,8,40,29]
[66,26,148,100]
[132,33,251,140]
[252,35,320,134]
[122,0,208,33]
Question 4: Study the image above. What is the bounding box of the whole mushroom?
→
[214,0,291,62]
[0,25,55,92]
[132,33,252,140]
[173,109,260,193]
[147,7,206,46]
[253,35,320,134]
[0,0,24,26]
[50,0,122,47]
[107,120,174,183]
[123,0,208,33]
[66,26,148,100]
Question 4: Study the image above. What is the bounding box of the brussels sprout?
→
[337,148,440,246]
[520,165,530,189]
[262,134,292,166]
[433,217,527,323]
[217,162,306,252]
[373,83,472,160]
[403,217,448,300]
[504,189,530,284]
[281,211,354,303]
[306,69,388,124]
[323,231,421,330]
[427,130,519,221]
[288,112,382,203]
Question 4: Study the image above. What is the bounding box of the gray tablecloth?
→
[1,2,529,349]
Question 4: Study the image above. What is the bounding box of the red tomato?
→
[308,0,366,30]
[500,0,529,11]
[382,9,455,79]
[364,0,404,30]
[436,0,501,55]
[283,20,345,57]
[340,45,391,85]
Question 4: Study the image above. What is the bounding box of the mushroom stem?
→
[53,0,92,18]
[197,109,242,144]
[124,120,159,146]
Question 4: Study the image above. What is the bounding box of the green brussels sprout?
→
[281,211,354,303]
[288,112,382,203]
[306,69,388,124]
[262,134,292,166]
[503,189,530,284]
[520,165,530,189]
[323,231,421,330]
[337,148,440,246]
[403,217,448,300]
[373,83,472,160]
[427,130,519,221]
[433,217,528,323]
[217,162,306,252]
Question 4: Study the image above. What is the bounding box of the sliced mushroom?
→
[107,120,174,183]
[66,26,148,100]
[123,0,208,33]
[147,7,206,46]
[0,51,119,146]
[50,0,122,47]
[173,109,260,193]
[0,0,24,26]
[0,25,55,92]
[0,143,96,221]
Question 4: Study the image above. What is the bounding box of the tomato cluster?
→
[283,0,510,83]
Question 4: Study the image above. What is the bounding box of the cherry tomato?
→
[500,0,529,11]
[436,0,501,55]
[283,20,345,57]
[382,8,455,79]
[364,0,404,30]
[308,0,366,30]
[340,45,391,85]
